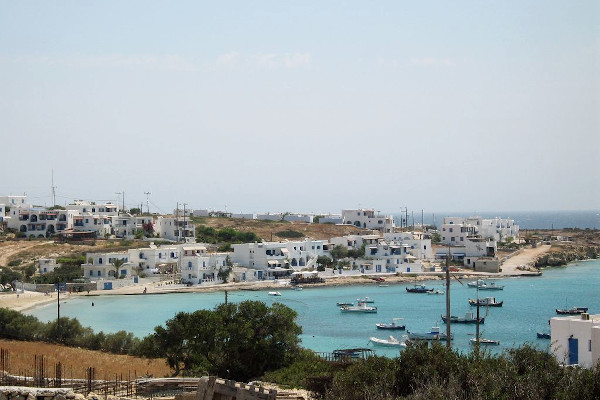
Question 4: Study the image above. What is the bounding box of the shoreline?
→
[1,245,558,313]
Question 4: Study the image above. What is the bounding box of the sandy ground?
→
[1,246,553,313]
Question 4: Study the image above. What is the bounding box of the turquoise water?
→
[27,260,600,357]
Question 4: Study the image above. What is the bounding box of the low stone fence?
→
[0,387,91,400]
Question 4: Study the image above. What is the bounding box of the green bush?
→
[275,230,304,239]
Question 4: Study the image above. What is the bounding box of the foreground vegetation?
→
[2,302,599,399]
[265,343,600,400]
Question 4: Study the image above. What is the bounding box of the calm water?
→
[394,210,600,230]
[27,259,600,357]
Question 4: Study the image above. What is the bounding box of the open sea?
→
[26,259,600,357]
[394,210,600,230]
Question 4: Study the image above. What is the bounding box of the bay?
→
[26,259,600,357]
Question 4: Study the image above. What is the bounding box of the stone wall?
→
[0,387,126,400]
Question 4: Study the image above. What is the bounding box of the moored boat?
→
[441,311,485,324]
[376,318,405,330]
[407,326,451,341]
[406,284,434,293]
[537,332,551,339]
[369,335,406,347]
[556,306,588,315]
[340,302,378,313]
[428,289,444,295]
[268,291,282,296]
[469,297,503,307]
[357,296,375,303]
[470,337,500,345]
[467,279,504,290]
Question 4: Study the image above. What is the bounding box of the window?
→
[449,228,453,232]
[99,258,103,264]
[451,237,455,242]
[460,237,464,241]
[97,271,101,276]
[89,270,93,276]
[188,261,192,268]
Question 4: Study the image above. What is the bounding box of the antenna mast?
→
[51,169,57,207]
[144,192,151,215]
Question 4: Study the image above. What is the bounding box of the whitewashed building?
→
[128,243,180,275]
[231,239,331,279]
[155,216,196,242]
[39,259,60,274]
[7,207,74,237]
[0,195,28,208]
[551,313,600,368]
[82,252,135,279]
[342,208,395,232]
[317,214,343,224]
[441,216,519,245]
[65,201,119,216]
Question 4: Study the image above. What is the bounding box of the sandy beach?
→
[0,245,551,313]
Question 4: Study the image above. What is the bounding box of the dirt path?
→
[499,245,551,275]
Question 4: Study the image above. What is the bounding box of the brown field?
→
[0,339,173,379]
[192,217,363,241]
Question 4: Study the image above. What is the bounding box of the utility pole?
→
[445,245,451,348]
[183,203,188,241]
[475,285,480,356]
[144,192,151,215]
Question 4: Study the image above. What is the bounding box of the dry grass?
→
[195,217,364,241]
[0,339,173,379]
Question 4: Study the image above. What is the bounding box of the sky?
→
[1,1,598,215]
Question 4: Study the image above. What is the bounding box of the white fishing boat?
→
[268,291,282,296]
[357,296,375,303]
[467,279,504,290]
[369,335,406,348]
[340,302,377,313]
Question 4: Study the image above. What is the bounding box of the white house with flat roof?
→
[441,216,519,245]
[66,201,119,216]
[551,313,600,368]
[342,208,395,232]
[231,239,331,279]
[155,216,196,242]
[7,207,74,237]
[82,252,135,279]
[0,195,28,208]
[39,259,60,274]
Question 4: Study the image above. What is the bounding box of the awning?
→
[280,248,289,254]
[267,260,279,265]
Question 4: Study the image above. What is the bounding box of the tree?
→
[143,301,302,380]
[317,255,333,268]
[330,245,348,262]
[111,258,126,279]
[129,207,141,215]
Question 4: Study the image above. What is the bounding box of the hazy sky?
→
[1,1,598,215]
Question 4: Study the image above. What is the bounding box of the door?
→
[568,337,579,365]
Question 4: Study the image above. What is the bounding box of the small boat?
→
[537,332,551,339]
[441,311,485,324]
[556,306,588,315]
[369,335,406,348]
[292,285,303,291]
[406,284,434,293]
[376,318,406,330]
[467,279,504,290]
[340,302,377,313]
[470,338,500,345]
[336,302,354,307]
[469,297,503,307]
[378,284,389,287]
[428,289,444,295]
[357,296,375,303]
[407,326,452,341]
[268,291,282,296]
